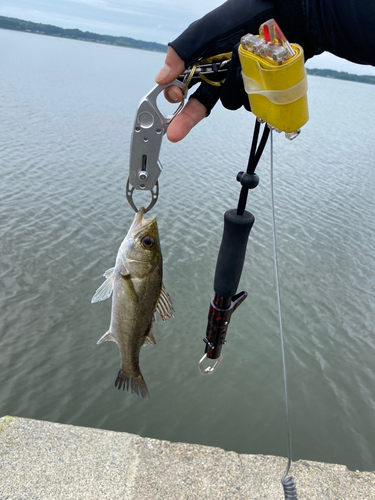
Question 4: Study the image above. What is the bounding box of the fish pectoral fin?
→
[103,267,115,278]
[119,265,130,277]
[142,324,156,346]
[91,272,115,303]
[116,260,130,278]
[156,284,174,320]
[121,274,139,302]
[97,330,116,345]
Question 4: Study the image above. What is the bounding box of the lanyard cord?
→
[270,131,298,500]
[237,120,270,216]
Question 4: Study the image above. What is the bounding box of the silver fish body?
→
[91,208,173,399]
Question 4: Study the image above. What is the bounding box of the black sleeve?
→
[170,0,276,66]
[169,0,320,66]
[170,0,375,67]
[271,0,375,66]
[310,0,375,65]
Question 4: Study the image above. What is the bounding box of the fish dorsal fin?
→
[156,284,174,321]
[142,325,156,346]
[97,330,116,345]
[91,270,115,303]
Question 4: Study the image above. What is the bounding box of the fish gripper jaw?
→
[199,291,247,375]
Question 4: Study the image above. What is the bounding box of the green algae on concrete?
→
[0,416,375,499]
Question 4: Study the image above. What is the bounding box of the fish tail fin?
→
[115,370,150,400]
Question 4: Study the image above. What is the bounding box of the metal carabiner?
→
[198,353,223,375]
[125,178,159,214]
[126,79,186,212]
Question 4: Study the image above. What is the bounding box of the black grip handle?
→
[214,209,255,297]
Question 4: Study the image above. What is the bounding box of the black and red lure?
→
[199,120,268,374]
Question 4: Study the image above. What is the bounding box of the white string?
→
[270,130,293,481]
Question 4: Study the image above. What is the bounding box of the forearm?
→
[170,0,375,67]
[306,0,375,65]
[170,0,321,66]
[169,0,274,66]
[272,0,375,65]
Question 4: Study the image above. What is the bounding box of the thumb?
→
[155,47,185,84]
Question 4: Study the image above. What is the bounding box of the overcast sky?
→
[2,0,375,76]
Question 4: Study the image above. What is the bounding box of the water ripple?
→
[1,30,375,472]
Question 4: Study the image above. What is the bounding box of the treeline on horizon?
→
[306,68,375,85]
[1,15,375,85]
[0,15,168,52]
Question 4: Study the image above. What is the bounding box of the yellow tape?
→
[238,43,308,132]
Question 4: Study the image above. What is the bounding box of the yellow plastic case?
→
[238,42,308,133]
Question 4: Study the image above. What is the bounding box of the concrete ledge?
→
[1,416,374,499]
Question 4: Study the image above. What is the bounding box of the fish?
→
[91,207,173,399]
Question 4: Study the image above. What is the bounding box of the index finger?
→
[155,47,185,85]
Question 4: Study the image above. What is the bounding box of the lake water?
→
[1,29,375,473]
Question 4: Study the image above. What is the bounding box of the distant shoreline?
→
[306,68,375,85]
[0,15,168,53]
[1,15,374,85]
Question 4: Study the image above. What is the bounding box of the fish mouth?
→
[129,207,156,235]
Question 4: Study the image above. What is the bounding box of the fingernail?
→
[155,64,171,83]
[167,88,181,103]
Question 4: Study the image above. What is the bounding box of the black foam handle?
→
[214,209,255,297]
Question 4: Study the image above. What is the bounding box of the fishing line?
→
[270,130,298,500]
[201,119,299,499]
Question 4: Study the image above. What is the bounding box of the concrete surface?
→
[0,415,375,499]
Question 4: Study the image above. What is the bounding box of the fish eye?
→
[141,235,155,249]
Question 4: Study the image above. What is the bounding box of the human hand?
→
[155,0,315,143]
[155,0,275,143]
[155,47,208,143]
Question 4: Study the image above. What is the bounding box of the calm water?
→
[1,29,375,473]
